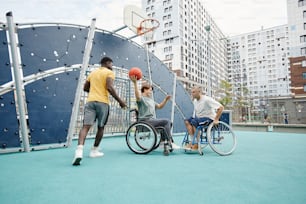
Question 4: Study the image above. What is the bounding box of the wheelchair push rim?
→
[125,121,158,154]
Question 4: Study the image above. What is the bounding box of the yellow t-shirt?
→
[86,67,115,104]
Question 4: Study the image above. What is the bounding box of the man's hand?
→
[213,119,219,125]
[119,101,127,109]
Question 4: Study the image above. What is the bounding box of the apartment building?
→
[287,0,306,96]
[287,0,306,57]
[142,0,227,96]
[227,25,291,115]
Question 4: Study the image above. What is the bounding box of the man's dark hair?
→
[100,57,113,65]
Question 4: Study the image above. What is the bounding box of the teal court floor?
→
[1,131,306,204]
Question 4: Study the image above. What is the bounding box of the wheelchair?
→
[182,119,236,156]
[125,109,173,155]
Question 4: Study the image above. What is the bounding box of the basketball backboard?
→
[123,5,148,34]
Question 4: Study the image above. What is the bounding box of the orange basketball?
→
[128,67,142,80]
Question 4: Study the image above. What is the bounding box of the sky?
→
[0,0,288,37]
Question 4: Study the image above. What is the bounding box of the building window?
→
[304,11,306,18]
[303,72,306,79]
[304,84,306,92]
[168,62,172,69]
[299,0,306,7]
[300,35,306,42]
[302,60,306,67]
[304,23,306,30]
[301,47,306,55]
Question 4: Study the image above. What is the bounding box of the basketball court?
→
[1,131,306,204]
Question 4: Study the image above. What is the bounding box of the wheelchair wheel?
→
[126,121,158,154]
[152,133,162,150]
[207,121,236,156]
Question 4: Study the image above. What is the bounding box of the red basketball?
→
[128,67,142,80]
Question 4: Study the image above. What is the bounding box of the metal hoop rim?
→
[136,18,160,36]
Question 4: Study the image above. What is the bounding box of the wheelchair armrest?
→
[130,108,139,121]
[130,108,138,113]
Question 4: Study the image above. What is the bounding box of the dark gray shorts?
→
[83,101,109,127]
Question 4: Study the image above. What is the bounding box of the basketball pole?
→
[145,43,153,86]
[144,40,156,118]
[170,73,177,135]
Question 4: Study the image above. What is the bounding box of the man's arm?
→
[106,77,126,108]
[214,105,224,124]
[83,80,90,92]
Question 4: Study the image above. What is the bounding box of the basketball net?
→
[137,18,159,42]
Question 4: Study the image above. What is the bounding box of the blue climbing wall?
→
[0,29,21,150]
[17,26,88,148]
[18,26,87,75]
[25,71,80,145]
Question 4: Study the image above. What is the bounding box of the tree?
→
[218,80,233,109]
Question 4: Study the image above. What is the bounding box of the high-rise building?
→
[142,0,227,96]
[227,25,291,116]
[287,0,306,96]
[287,0,306,57]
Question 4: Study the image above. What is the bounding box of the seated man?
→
[184,86,224,150]
[130,76,180,155]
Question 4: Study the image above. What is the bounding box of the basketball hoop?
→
[136,18,159,41]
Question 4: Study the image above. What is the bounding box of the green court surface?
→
[1,131,306,204]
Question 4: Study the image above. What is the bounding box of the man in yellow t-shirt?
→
[72,57,126,166]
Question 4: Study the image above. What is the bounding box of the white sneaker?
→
[159,141,165,149]
[89,147,104,158]
[72,146,83,166]
[171,143,181,150]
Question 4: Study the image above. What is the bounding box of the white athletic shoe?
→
[89,147,104,158]
[72,145,83,166]
[159,141,165,149]
[171,143,181,150]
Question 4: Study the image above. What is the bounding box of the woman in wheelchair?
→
[184,86,224,150]
[130,76,180,155]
